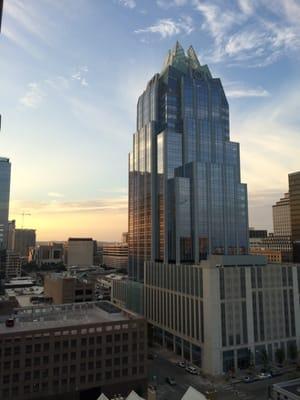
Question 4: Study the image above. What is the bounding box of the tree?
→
[288,343,298,361]
[275,348,285,365]
[260,349,269,369]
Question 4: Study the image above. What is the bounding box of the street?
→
[148,352,300,400]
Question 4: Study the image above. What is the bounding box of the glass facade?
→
[0,157,11,249]
[129,42,249,281]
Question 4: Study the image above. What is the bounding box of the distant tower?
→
[0,157,11,249]
[128,42,248,282]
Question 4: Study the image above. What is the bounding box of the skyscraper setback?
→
[129,42,248,282]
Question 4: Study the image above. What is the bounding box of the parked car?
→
[177,361,186,368]
[186,366,198,375]
[243,376,256,383]
[148,353,157,360]
[165,377,176,385]
[257,372,271,380]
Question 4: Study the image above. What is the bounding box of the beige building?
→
[67,238,94,268]
[113,255,300,376]
[44,273,94,304]
[249,248,289,263]
[103,243,128,270]
[273,193,291,237]
[0,301,147,400]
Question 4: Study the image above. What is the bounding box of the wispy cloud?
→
[71,66,89,87]
[225,82,270,98]
[19,82,46,108]
[119,0,136,9]
[156,0,187,8]
[193,0,300,66]
[135,16,194,38]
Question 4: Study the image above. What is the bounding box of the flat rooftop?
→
[0,301,140,335]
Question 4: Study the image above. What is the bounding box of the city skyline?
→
[0,0,300,241]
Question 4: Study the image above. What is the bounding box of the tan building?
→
[289,171,300,262]
[103,243,128,270]
[0,301,147,400]
[113,255,300,376]
[67,238,94,268]
[249,248,288,263]
[273,193,291,237]
[44,273,94,304]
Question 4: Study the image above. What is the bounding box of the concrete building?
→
[249,248,287,263]
[29,242,65,266]
[67,238,94,268]
[249,234,293,262]
[14,228,36,258]
[270,379,300,400]
[289,172,300,262]
[44,273,94,304]
[0,250,21,279]
[0,158,11,249]
[0,301,147,400]
[113,255,300,375]
[273,193,291,237]
[103,243,128,270]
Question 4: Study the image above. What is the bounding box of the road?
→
[148,354,300,400]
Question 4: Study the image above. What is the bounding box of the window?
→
[123,345,128,352]
[26,345,32,354]
[13,360,20,368]
[96,361,101,369]
[25,371,31,380]
[106,335,112,343]
[33,370,40,379]
[106,347,112,355]
[25,359,31,367]
[71,352,76,360]
[35,344,41,352]
[43,343,50,351]
[89,337,94,345]
[71,339,77,348]
[105,359,112,367]
[105,371,112,380]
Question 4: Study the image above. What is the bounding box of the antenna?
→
[20,212,31,229]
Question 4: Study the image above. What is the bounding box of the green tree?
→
[260,349,269,369]
[275,348,285,365]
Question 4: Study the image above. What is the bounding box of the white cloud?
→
[19,83,46,108]
[156,0,187,8]
[119,0,136,8]
[135,16,194,38]
[71,66,89,87]
[237,0,255,15]
[225,83,270,98]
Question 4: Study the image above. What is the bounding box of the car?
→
[165,377,176,385]
[186,366,198,375]
[257,372,271,380]
[243,376,256,383]
[177,361,186,368]
[270,369,283,377]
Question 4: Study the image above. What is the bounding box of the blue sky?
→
[0,0,299,240]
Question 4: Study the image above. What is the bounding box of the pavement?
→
[147,347,300,400]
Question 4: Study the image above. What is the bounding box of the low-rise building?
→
[0,301,147,400]
[44,273,94,304]
[249,248,289,263]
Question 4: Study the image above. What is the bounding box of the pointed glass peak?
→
[162,43,212,78]
[187,45,201,69]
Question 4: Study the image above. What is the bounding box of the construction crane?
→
[20,212,31,229]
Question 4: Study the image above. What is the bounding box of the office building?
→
[0,301,147,400]
[29,242,64,266]
[6,220,15,251]
[0,0,3,33]
[114,256,300,375]
[289,172,300,262]
[67,238,94,268]
[270,378,300,400]
[113,43,300,376]
[273,193,291,237]
[249,228,268,239]
[0,250,21,279]
[0,158,11,249]
[103,242,128,270]
[128,42,248,282]
[14,228,36,258]
[44,273,94,304]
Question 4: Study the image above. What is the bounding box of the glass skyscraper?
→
[129,42,248,282]
[0,157,11,249]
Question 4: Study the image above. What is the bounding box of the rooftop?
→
[0,301,140,335]
[273,379,300,399]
